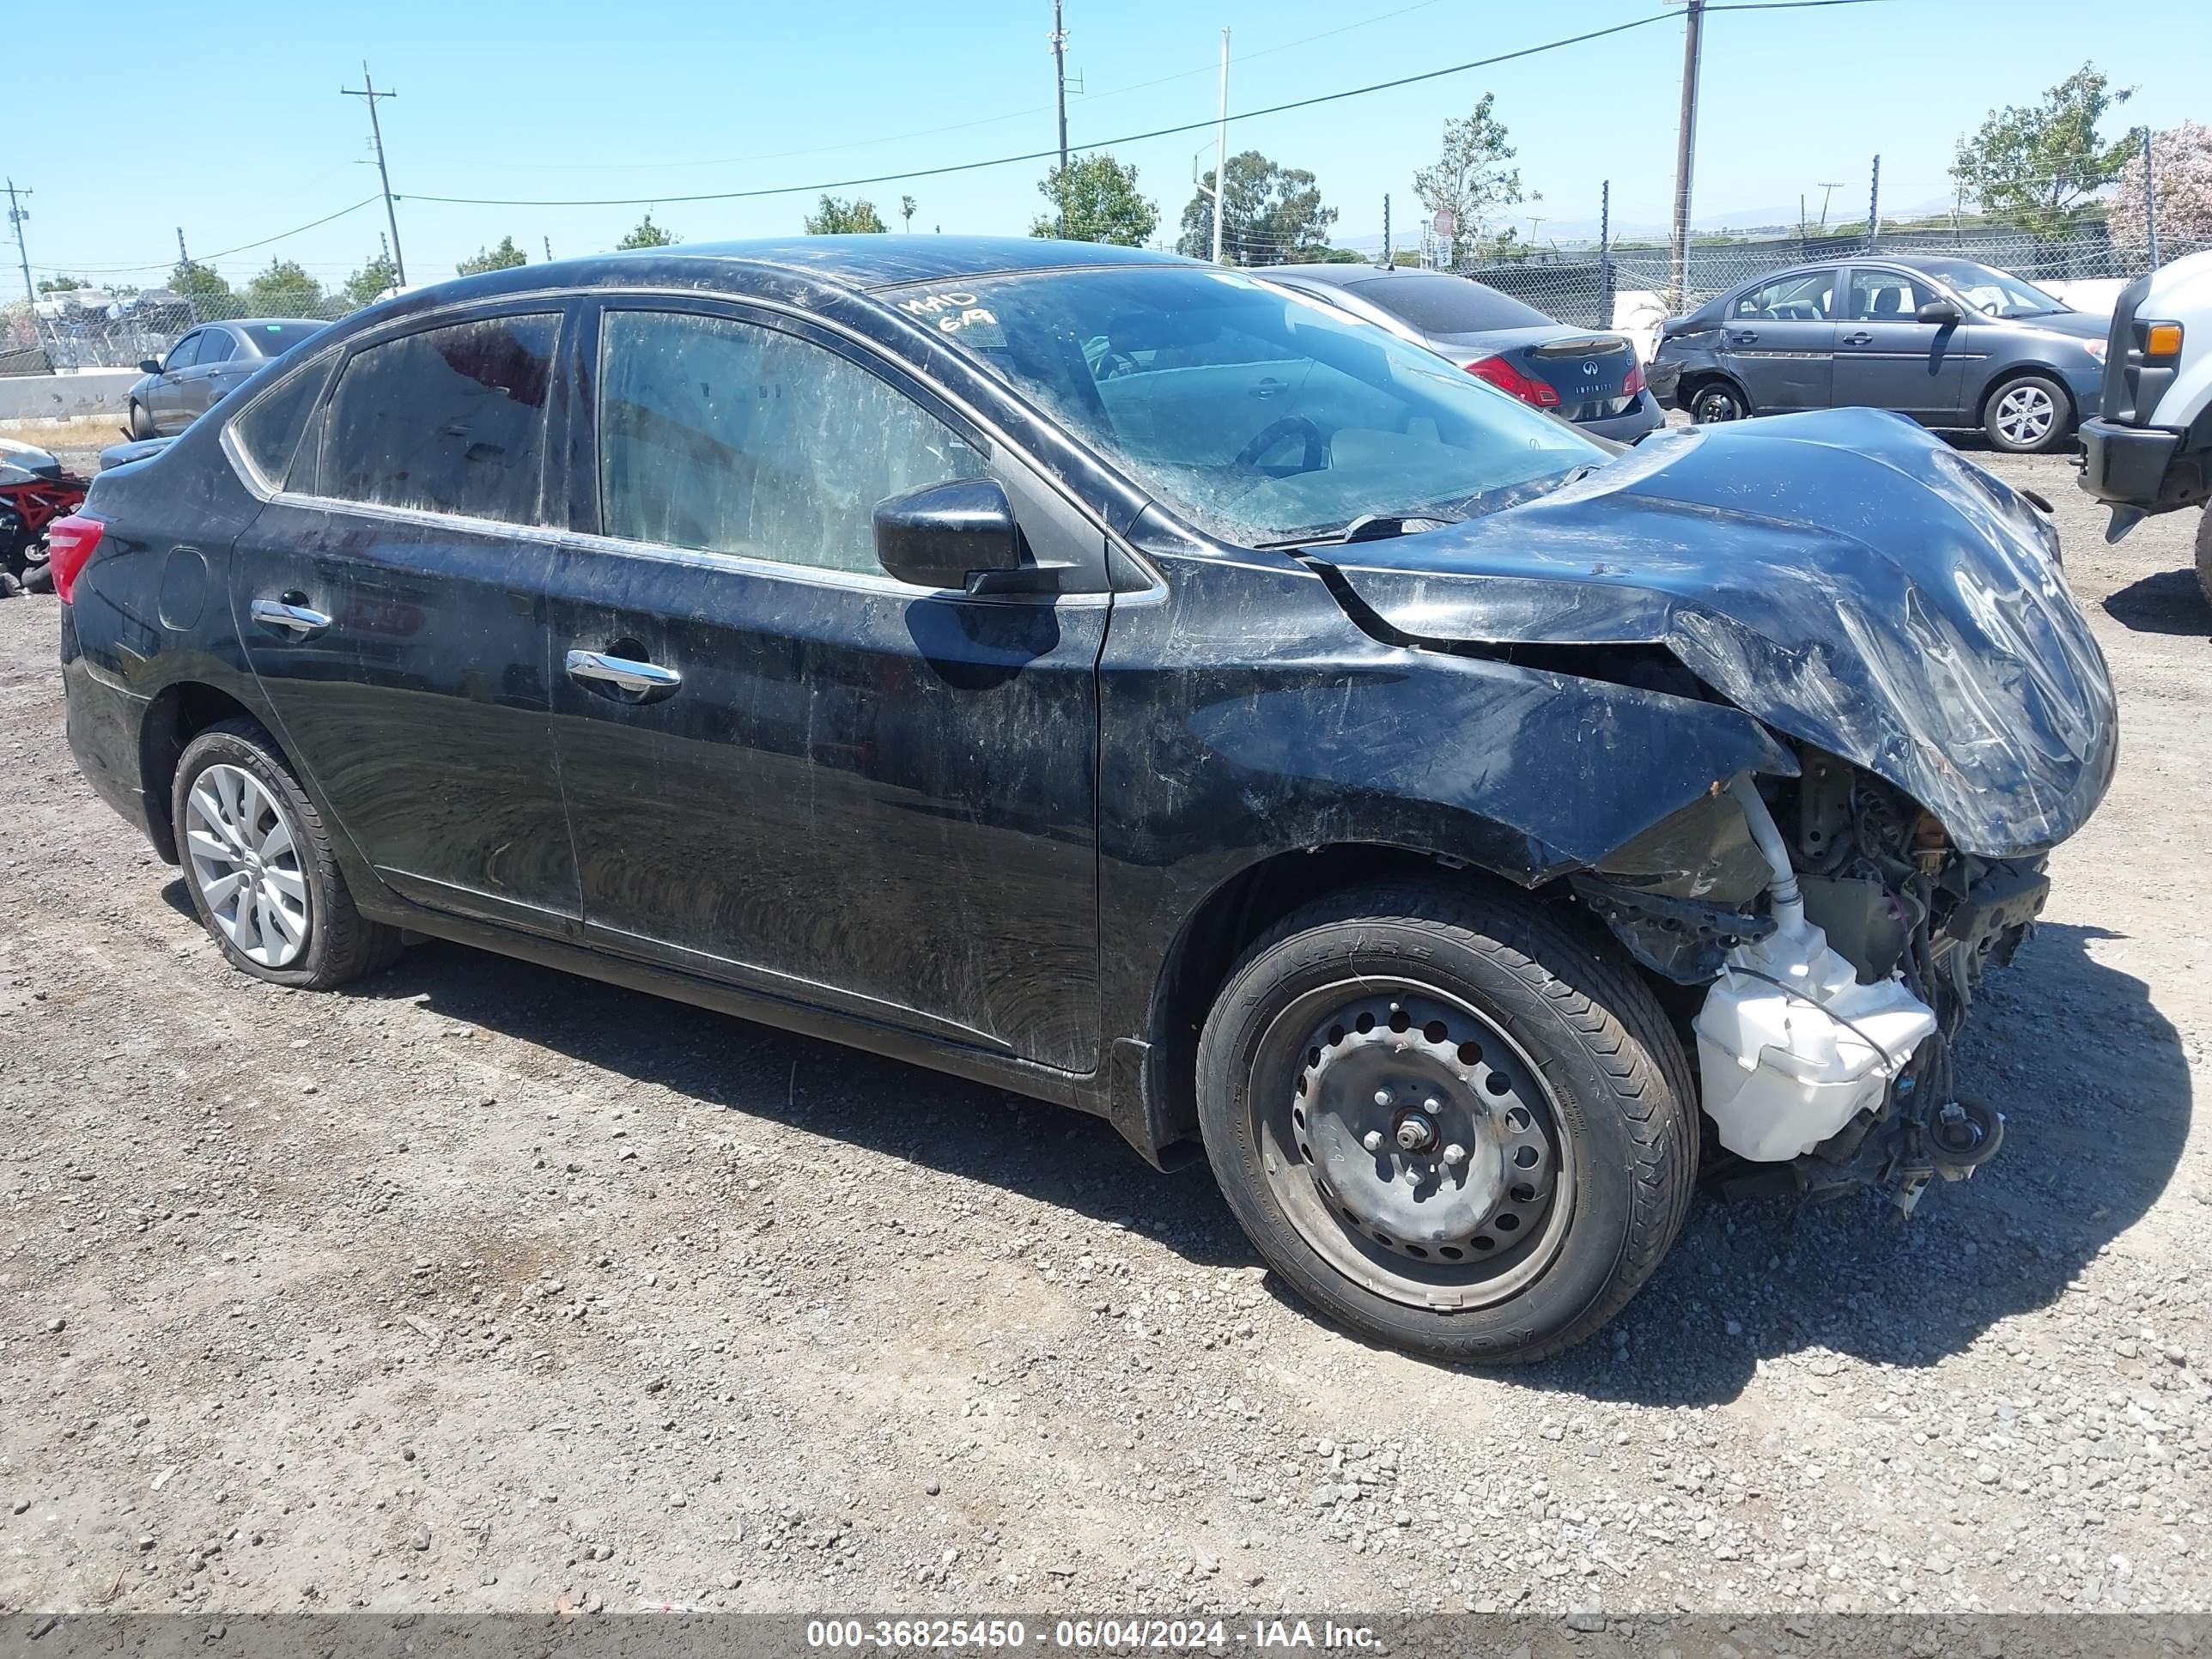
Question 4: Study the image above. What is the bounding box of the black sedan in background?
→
[126,318,328,440]
[1655,256,2109,453]
[1261,264,1663,441]
[52,238,2112,1364]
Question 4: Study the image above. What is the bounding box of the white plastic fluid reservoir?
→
[1692,915,1937,1164]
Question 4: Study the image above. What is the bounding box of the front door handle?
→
[1731,330,1759,345]
[1842,331,1874,345]
[566,647,682,702]
[250,597,332,640]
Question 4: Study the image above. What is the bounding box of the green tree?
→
[169,259,236,318]
[616,213,677,250]
[342,252,398,310]
[1412,93,1522,258]
[900,195,917,232]
[1176,150,1337,264]
[1031,153,1158,246]
[245,258,324,317]
[804,195,889,234]
[456,236,528,276]
[1951,64,2143,235]
[35,275,87,295]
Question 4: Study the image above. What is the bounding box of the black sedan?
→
[52,237,2113,1362]
[125,317,328,440]
[1261,263,1663,442]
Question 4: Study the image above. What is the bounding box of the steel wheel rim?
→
[1996,385,2055,446]
[1249,978,1577,1313]
[1693,386,1741,423]
[184,763,310,969]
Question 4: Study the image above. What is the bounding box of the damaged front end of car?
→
[1574,757,2045,1212]
[1311,407,2118,1214]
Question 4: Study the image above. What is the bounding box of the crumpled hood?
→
[1316,408,2117,856]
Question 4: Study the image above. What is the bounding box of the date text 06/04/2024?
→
[804,1619,1380,1650]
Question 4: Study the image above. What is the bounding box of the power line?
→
[40,197,382,275]
[398,0,1889,212]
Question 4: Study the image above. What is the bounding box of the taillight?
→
[1465,356,1560,408]
[46,515,106,604]
[1622,360,1646,397]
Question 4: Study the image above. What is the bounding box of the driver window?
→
[1733,273,1836,322]
[598,309,986,576]
[1846,270,1936,322]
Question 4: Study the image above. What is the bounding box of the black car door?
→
[228,304,580,936]
[540,298,1108,1069]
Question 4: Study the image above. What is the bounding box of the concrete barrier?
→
[0,369,142,422]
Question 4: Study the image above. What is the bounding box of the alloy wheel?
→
[184,762,310,969]
[1254,982,1576,1312]
[1993,383,2056,448]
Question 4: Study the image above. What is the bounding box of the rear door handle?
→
[566,648,682,702]
[1731,330,1759,345]
[1250,377,1284,399]
[1842,331,1875,345]
[249,598,332,640]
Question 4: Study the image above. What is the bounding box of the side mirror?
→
[1917,300,1962,326]
[874,478,1023,592]
[139,357,162,375]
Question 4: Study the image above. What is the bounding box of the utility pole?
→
[1049,2,1070,179]
[544,234,554,264]
[1668,0,1705,311]
[5,179,32,308]
[1866,154,1881,253]
[1599,179,1613,327]
[1382,193,1391,268]
[176,227,191,270]
[1815,181,1844,234]
[343,62,407,288]
[2142,128,2160,270]
[1212,27,1230,266]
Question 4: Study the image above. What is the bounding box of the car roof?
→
[608,234,1197,291]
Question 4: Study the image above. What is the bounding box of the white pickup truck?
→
[2075,248,2212,602]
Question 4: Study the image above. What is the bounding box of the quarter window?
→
[597,309,984,576]
[231,355,338,492]
[320,314,558,525]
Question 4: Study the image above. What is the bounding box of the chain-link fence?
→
[3,283,361,376]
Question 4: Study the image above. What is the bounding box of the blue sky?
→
[9,0,2208,294]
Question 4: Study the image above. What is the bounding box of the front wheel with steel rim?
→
[1196,882,1698,1364]
[172,717,402,989]
[1983,373,2072,453]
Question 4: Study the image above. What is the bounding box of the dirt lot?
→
[0,443,2205,1622]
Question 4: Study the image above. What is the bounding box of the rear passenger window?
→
[198,331,237,366]
[320,314,558,524]
[231,355,337,492]
[596,308,984,574]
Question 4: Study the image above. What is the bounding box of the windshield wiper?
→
[1261,511,1463,550]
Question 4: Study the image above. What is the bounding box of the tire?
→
[129,400,155,441]
[1686,378,1749,424]
[1194,880,1698,1364]
[171,717,402,990]
[2196,508,2212,613]
[1982,373,2072,453]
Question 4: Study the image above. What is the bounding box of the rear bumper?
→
[62,616,155,848]
[2075,417,2203,513]
[1579,391,1666,444]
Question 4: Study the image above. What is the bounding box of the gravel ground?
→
[0,442,2206,1622]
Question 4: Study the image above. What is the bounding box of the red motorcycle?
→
[0,438,89,596]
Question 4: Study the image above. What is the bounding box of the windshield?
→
[883,265,1600,545]
[1914,259,2065,319]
